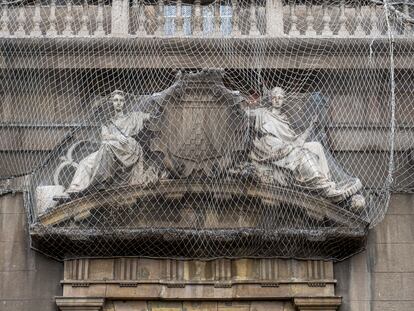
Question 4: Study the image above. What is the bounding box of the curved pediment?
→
[39,180,364,227]
[32,179,368,259]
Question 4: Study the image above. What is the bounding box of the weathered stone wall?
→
[0,192,63,311]
[335,193,414,311]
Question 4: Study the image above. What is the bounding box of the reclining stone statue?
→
[65,90,151,196]
[247,87,362,203]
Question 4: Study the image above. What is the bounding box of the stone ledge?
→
[61,280,337,286]
[293,297,342,311]
[55,297,105,311]
[1,37,411,55]
[1,38,414,70]
[61,282,336,300]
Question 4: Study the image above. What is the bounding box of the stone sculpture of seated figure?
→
[65,90,151,197]
[247,87,362,203]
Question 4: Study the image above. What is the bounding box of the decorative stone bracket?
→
[56,297,105,311]
[293,297,342,311]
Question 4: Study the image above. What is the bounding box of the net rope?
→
[0,0,413,260]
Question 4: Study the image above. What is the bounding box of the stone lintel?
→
[59,258,337,301]
[293,297,342,311]
[55,297,105,311]
[55,258,342,310]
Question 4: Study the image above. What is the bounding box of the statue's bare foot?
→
[52,193,71,204]
[324,178,363,203]
[350,194,366,212]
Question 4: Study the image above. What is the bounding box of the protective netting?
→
[0,0,413,260]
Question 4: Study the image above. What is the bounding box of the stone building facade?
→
[1,0,414,310]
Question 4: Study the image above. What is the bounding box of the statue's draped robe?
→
[249,107,334,191]
[67,112,150,193]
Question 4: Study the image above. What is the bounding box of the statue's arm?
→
[101,124,128,144]
[133,111,151,130]
[101,125,112,140]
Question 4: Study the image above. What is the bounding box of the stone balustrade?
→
[0,0,412,38]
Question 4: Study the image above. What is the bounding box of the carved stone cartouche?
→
[150,69,247,178]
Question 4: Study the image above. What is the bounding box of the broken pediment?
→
[32,179,368,259]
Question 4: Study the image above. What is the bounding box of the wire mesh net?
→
[0,0,413,260]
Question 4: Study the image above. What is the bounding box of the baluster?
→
[78,0,89,36]
[289,1,299,36]
[47,0,58,36]
[305,3,315,36]
[365,5,372,36]
[94,0,105,36]
[403,0,411,36]
[0,0,10,36]
[15,5,27,36]
[149,2,157,35]
[31,0,42,36]
[131,0,139,35]
[136,0,146,36]
[250,0,260,36]
[193,0,202,36]
[353,4,364,36]
[111,0,130,35]
[213,0,220,36]
[231,0,241,36]
[337,0,347,36]
[321,2,332,36]
[369,3,379,36]
[62,0,74,36]
[155,0,164,36]
[176,0,183,36]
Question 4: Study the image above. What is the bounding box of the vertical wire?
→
[383,0,397,211]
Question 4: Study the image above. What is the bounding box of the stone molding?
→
[1,38,413,70]
[293,297,342,311]
[56,297,105,311]
[54,297,342,311]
